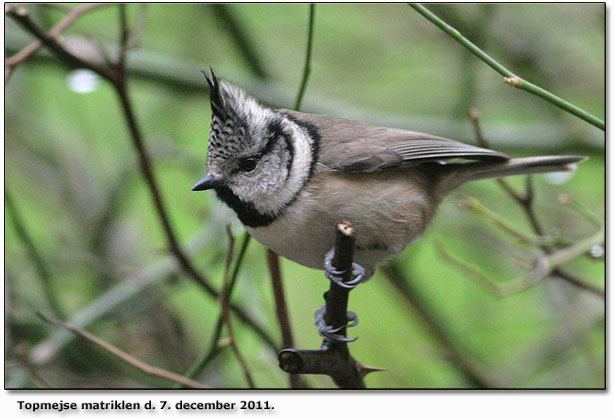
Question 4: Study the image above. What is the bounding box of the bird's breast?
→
[245,168,435,275]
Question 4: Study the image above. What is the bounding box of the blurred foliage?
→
[4,3,604,389]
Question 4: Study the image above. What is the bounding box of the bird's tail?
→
[438,155,587,193]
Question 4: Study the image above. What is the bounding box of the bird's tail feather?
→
[439,155,587,193]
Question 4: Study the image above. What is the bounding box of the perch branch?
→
[409,3,604,130]
[279,222,381,388]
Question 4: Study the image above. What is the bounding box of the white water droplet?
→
[67,69,99,94]
[589,244,604,259]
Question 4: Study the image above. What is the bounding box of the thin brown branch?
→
[5,5,113,80]
[37,313,208,388]
[5,3,107,67]
[267,249,304,388]
[469,109,527,203]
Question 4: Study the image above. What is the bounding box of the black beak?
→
[192,174,225,191]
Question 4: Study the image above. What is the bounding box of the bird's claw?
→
[323,249,366,289]
[314,305,359,343]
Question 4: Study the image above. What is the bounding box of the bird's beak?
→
[192,174,225,191]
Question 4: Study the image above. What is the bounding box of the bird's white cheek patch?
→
[252,120,314,216]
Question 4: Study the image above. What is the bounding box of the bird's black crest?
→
[202,68,225,119]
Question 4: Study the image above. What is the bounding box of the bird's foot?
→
[323,248,366,289]
[314,305,359,343]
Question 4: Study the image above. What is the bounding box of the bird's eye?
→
[239,157,258,172]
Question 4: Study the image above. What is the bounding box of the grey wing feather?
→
[281,110,509,173]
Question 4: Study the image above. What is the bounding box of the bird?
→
[192,71,586,289]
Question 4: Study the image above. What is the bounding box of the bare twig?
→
[533,227,605,284]
[436,239,604,297]
[37,313,208,388]
[267,250,304,388]
[5,4,108,67]
[459,197,555,246]
[117,4,129,69]
[125,5,148,51]
[6,6,113,80]
[469,111,603,297]
[558,193,603,228]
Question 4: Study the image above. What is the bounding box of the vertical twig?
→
[293,4,316,110]
[267,251,304,388]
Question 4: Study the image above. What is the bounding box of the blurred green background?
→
[4,3,604,389]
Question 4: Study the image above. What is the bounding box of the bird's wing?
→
[282,110,509,173]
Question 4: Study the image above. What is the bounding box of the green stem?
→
[294,4,316,111]
[409,3,604,131]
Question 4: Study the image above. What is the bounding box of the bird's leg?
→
[323,248,366,289]
[314,305,359,343]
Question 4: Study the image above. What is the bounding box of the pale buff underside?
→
[245,166,434,276]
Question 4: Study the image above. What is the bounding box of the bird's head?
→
[193,71,318,227]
